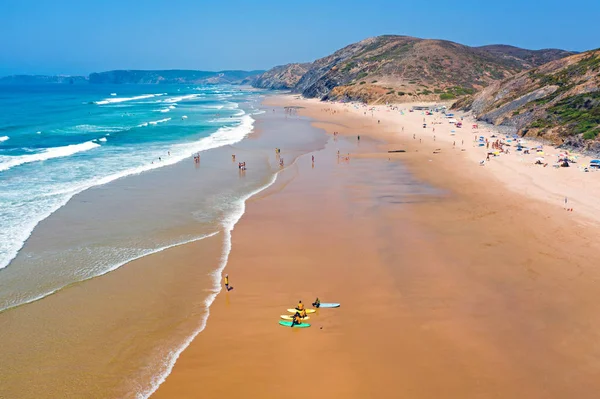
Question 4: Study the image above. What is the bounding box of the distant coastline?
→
[0,69,265,85]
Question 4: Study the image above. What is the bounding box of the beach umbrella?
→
[535,157,545,162]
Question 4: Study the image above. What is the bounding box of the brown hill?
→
[476,45,577,69]
[454,49,600,151]
[252,63,311,90]
[289,35,572,103]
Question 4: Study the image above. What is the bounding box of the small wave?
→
[161,94,199,104]
[149,118,171,125]
[159,108,170,113]
[138,140,285,399]
[168,105,176,109]
[98,137,107,142]
[71,125,126,133]
[95,93,164,105]
[1,232,219,309]
[0,136,9,142]
[137,118,171,127]
[0,141,100,172]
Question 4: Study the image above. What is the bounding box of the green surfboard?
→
[279,320,311,328]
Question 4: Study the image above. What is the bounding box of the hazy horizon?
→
[2,0,598,76]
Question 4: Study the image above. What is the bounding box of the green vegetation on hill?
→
[535,92,600,139]
[454,49,600,148]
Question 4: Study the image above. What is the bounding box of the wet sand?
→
[152,96,600,399]
[0,106,327,398]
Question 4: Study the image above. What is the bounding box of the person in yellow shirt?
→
[296,300,304,311]
[224,274,230,291]
[299,308,307,319]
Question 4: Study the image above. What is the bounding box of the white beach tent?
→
[448,118,458,124]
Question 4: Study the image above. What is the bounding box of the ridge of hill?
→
[253,35,575,104]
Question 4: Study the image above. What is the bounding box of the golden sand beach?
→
[151,95,600,399]
[3,94,600,399]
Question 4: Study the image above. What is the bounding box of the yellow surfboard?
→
[287,308,316,314]
[280,315,310,321]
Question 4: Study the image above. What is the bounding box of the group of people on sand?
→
[238,161,246,171]
[290,298,321,327]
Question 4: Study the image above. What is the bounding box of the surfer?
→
[296,300,304,311]
[299,308,308,319]
[312,297,321,308]
[291,312,302,328]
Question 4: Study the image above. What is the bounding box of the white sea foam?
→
[95,94,163,105]
[0,136,9,142]
[168,105,176,109]
[137,159,282,399]
[69,124,126,133]
[161,94,199,104]
[1,232,219,311]
[137,118,171,127]
[149,118,171,125]
[0,140,101,172]
[159,108,170,113]
[1,112,254,273]
[98,137,107,142]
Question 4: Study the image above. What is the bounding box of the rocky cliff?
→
[252,63,311,90]
[454,50,600,150]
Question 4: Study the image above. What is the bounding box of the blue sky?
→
[1,0,598,76]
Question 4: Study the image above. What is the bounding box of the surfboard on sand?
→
[279,320,310,328]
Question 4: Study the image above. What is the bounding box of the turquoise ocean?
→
[0,84,263,311]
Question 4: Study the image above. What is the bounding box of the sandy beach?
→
[3,93,600,399]
[151,95,600,398]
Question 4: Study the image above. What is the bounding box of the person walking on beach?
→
[224,274,232,291]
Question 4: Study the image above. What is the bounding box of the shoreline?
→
[0,100,329,399]
[151,94,600,399]
[3,93,600,398]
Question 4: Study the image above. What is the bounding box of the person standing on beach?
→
[224,274,230,291]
